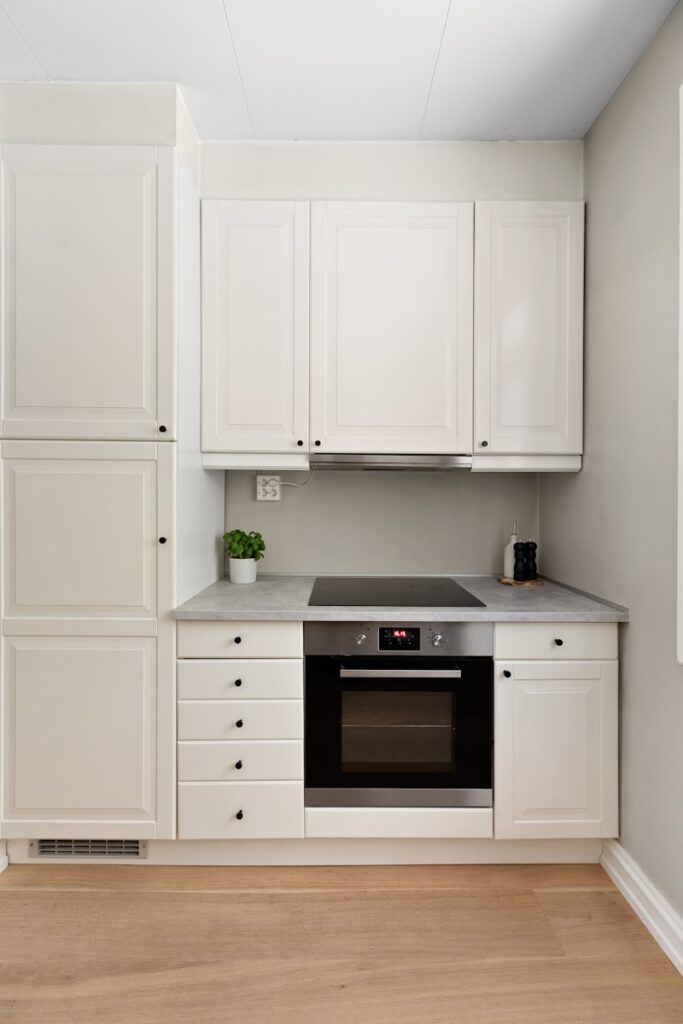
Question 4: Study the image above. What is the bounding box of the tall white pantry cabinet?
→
[0,138,221,838]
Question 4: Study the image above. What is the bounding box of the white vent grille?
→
[29,839,147,859]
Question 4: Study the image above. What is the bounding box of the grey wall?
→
[226,471,539,576]
[540,5,683,912]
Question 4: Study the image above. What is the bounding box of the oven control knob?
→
[431,632,446,647]
[354,632,368,646]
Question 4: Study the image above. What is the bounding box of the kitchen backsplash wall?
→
[225,471,539,575]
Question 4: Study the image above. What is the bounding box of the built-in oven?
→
[304,622,493,807]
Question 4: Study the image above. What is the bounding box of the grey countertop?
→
[174,575,628,623]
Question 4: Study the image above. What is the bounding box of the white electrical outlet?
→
[256,475,281,501]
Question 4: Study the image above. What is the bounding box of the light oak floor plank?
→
[0,864,680,1024]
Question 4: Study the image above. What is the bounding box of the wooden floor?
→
[0,863,681,1023]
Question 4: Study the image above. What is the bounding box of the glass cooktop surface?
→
[308,576,485,608]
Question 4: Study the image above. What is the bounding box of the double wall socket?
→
[256,475,281,501]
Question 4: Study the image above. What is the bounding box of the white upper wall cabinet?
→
[1,144,174,440]
[310,202,474,454]
[474,202,584,455]
[201,200,309,454]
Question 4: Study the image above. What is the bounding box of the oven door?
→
[305,656,492,807]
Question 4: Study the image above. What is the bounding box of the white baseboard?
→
[7,836,602,866]
[0,841,8,874]
[601,839,683,975]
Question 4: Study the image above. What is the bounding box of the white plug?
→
[256,475,281,501]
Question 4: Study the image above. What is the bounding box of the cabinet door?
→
[1,144,174,440]
[202,200,309,453]
[474,202,584,455]
[1,636,158,838]
[495,660,618,839]
[311,202,473,454]
[1,441,173,635]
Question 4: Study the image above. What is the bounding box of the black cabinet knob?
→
[554,638,564,647]
[314,440,321,447]
[235,719,244,728]
[297,439,304,446]
[159,537,167,544]
[234,678,243,688]
[235,760,243,770]
[159,425,167,433]
[234,636,242,644]
[480,440,489,447]
[503,670,512,678]
[235,810,244,820]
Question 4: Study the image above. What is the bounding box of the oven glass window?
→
[341,691,454,774]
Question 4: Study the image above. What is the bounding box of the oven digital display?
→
[378,627,420,651]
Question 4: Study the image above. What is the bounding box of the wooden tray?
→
[498,576,544,588]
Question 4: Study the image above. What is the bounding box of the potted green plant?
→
[223,529,266,585]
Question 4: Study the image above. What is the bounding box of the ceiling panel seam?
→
[0,4,50,79]
[219,0,254,138]
[418,0,452,139]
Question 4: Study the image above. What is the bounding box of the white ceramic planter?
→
[229,557,257,585]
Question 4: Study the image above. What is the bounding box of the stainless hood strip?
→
[308,454,473,470]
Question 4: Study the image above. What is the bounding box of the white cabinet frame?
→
[0,144,175,441]
[310,201,474,454]
[201,200,310,454]
[495,659,618,839]
[474,201,584,455]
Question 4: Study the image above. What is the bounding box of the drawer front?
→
[494,623,617,661]
[178,699,303,740]
[178,740,304,781]
[178,781,304,839]
[177,621,303,659]
[177,659,302,700]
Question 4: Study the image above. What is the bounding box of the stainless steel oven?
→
[304,621,493,808]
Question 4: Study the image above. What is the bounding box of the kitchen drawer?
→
[178,740,304,781]
[494,622,617,661]
[177,621,302,659]
[177,659,302,700]
[178,781,304,839]
[178,699,303,740]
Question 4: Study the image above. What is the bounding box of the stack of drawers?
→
[177,621,304,839]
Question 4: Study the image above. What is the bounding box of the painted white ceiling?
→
[0,0,678,140]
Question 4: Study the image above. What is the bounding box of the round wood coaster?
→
[498,576,545,588]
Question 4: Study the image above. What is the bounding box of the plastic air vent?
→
[29,839,147,859]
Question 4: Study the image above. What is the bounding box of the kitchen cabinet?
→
[201,200,310,457]
[310,201,474,454]
[1,144,174,441]
[1,441,173,635]
[1,636,159,838]
[176,620,304,840]
[494,658,618,839]
[0,440,176,839]
[474,201,584,457]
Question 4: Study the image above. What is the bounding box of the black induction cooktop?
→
[308,576,485,608]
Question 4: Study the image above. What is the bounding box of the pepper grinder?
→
[525,541,538,580]
[513,541,527,582]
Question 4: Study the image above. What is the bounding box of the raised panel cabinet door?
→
[310,201,474,454]
[474,202,584,454]
[1,144,174,440]
[1,440,172,635]
[1,636,158,838]
[494,660,618,839]
[202,200,309,453]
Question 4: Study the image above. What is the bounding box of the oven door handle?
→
[339,668,462,679]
